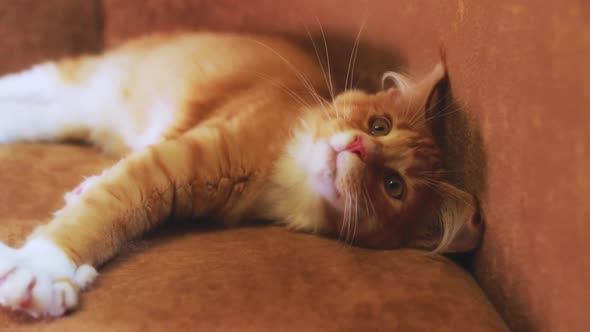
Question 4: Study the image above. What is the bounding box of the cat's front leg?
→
[0,175,104,317]
[0,172,104,317]
[0,135,217,317]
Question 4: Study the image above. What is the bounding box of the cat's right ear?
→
[411,183,484,253]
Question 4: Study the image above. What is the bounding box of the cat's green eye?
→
[384,171,405,200]
[369,116,391,136]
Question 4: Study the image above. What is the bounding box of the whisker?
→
[408,86,455,130]
[353,190,360,244]
[345,195,353,244]
[412,108,460,130]
[347,198,352,244]
[346,18,367,93]
[402,95,412,120]
[340,194,350,243]
[409,96,455,129]
[304,24,337,117]
[360,188,370,217]
[344,19,366,117]
[350,194,355,244]
[314,18,336,103]
[245,70,315,110]
[363,183,376,217]
[404,76,440,129]
[414,177,473,208]
[414,179,450,201]
[249,38,333,119]
[406,92,426,130]
[418,169,462,174]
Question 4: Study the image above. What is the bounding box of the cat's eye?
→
[384,172,405,200]
[369,116,391,136]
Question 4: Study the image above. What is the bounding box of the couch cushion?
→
[0,144,507,331]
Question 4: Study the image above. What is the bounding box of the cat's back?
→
[104,32,323,92]
[58,32,325,110]
[52,32,326,154]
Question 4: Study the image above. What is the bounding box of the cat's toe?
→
[0,262,79,317]
[51,279,79,315]
[74,264,98,289]
[0,267,34,307]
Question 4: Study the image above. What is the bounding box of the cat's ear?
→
[409,62,449,135]
[411,183,483,253]
[435,182,484,253]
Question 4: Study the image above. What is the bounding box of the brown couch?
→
[0,1,586,331]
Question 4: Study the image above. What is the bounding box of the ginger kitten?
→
[0,32,481,317]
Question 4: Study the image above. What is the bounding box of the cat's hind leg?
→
[0,58,177,156]
[0,62,94,144]
[0,58,138,156]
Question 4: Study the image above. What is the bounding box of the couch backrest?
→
[0,0,101,74]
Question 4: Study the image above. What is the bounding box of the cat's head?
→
[273,63,482,253]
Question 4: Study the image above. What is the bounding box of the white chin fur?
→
[294,137,341,208]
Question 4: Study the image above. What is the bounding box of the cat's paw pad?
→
[0,239,96,317]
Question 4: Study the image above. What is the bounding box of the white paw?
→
[0,238,97,317]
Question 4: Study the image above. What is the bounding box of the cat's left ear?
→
[410,62,449,134]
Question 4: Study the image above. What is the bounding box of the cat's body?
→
[0,32,481,317]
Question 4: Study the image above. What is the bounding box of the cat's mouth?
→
[323,142,367,208]
[296,133,367,210]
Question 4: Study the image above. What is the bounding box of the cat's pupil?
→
[384,172,405,199]
[387,180,400,190]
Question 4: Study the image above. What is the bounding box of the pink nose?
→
[344,135,366,160]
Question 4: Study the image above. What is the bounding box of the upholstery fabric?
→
[0,0,101,74]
